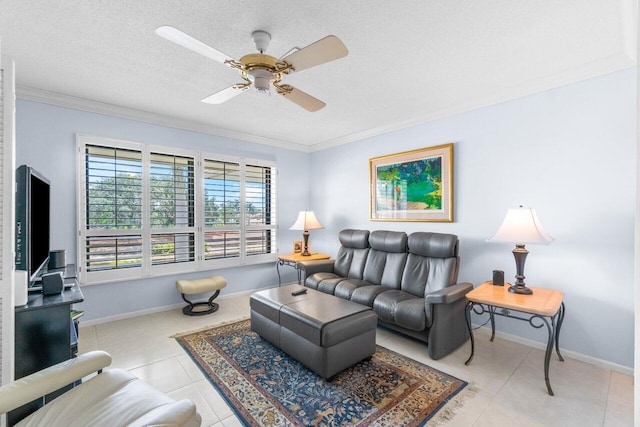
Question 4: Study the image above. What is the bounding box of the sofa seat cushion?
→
[317,277,346,295]
[306,272,344,290]
[334,279,372,299]
[373,290,426,332]
[350,285,392,307]
[16,369,200,427]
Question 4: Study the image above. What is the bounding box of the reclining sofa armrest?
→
[425,282,474,304]
[296,259,335,280]
[0,350,112,414]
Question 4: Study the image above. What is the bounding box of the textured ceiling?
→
[1,1,636,151]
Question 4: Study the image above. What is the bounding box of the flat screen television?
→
[15,165,51,283]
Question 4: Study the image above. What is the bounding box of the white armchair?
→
[0,351,201,426]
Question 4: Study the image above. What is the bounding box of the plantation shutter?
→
[203,159,241,260]
[78,135,278,283]
[149,153,195,265]
[245,164,276,256]
[84,145,143,272]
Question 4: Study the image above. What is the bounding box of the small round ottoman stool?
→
[176,275,227,316]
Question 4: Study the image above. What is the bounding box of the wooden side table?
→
[464,281,565,395]
[277,253,330,286]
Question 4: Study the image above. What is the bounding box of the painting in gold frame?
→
[370,143,453,222]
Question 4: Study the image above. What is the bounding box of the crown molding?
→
[15,85,313,153]
[16,49,635,156]
[309,53,635,152]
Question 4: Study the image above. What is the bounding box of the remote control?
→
[291,288,307,296]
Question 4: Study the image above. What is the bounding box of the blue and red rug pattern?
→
[176,319,468,426]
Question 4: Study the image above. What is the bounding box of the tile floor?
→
[78,292,634,426]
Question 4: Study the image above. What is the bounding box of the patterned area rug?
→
[176,319,469,426]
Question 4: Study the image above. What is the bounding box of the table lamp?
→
[289,210,324,256]
[487,206,554,295]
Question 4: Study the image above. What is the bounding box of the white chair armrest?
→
[0,350,112,414]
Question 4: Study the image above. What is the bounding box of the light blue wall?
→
[308,69,636,368]
[16,67,636,367]
[15,100,310,321]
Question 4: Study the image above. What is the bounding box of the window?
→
[77,135,277,284]
[203,160,241,262]
[149,153,195,268]
[245,164,275,257]
[200,158,277,269]
[84,145,143,275]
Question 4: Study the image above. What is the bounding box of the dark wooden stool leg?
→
[181,290,221,316]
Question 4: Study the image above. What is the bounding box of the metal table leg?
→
[464,301,475,365]
[555,302,565,361]
[539,315,555,396]
[276,259,283,286]
[488,305,496,342]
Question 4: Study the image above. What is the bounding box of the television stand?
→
[10,272,83,425]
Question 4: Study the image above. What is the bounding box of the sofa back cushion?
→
[401,232,459,297]
[334,229,370,279]
[362,230,408,288]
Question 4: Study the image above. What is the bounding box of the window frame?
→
[77,134,277,285]
[199,153,278,270]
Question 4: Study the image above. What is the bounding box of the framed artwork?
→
[293,240,303,254]
[370,143,453,222]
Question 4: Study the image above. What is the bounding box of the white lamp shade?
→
[488,207,554,245]
[289,211,324,231]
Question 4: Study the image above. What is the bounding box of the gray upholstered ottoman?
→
[250,284,377,379]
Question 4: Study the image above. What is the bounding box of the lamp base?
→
[510,244,533,295]
[301,230,311,256]
[508,284,533,295]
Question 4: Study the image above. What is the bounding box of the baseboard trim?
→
[79,283,282,327]
[80,288,632,376]
[474,324,633,376]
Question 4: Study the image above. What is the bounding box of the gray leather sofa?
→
[298,229,473,359]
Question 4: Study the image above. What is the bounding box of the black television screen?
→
[15,165,50,283]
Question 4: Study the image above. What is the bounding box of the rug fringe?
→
[427,383,479,426]
[169,316,250,338]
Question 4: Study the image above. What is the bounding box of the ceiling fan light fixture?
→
[247,68,274,94]
[254,76,271,94]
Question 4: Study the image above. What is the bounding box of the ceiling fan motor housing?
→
[240,53,281,94]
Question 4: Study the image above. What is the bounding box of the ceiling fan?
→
[155,26,348,112]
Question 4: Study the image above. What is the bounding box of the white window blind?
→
[150,153,195,266]
[84,145,143,273]
[203,159,241,261]
[77,135,277,284]
[245,164,276,257]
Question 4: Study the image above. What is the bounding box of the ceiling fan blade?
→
[201,85,249,104]
[279,86,326,112]
[282,35,348,72]
[156,26,234,64]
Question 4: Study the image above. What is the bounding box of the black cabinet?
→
[9,278,84,425]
